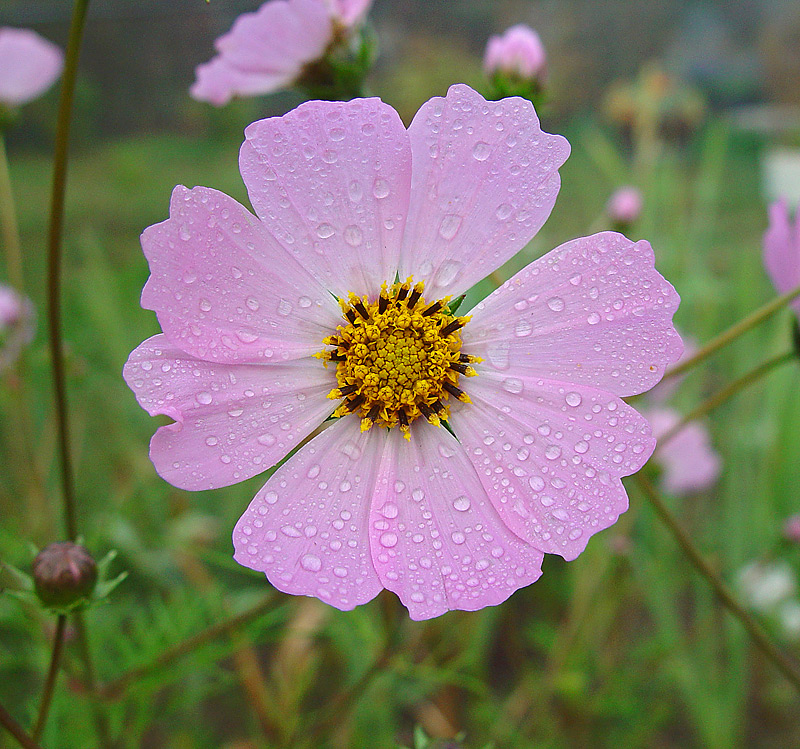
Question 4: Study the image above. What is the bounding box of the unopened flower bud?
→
[607,186,643,228]
[32,542,98,608]
[484,24,547,82]
[0,284,35,371]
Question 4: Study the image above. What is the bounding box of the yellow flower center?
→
[317,278,480,439]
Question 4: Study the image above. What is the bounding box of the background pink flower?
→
[191,0,372,106]
[125,85,681,619]
[483,24,547,82]
[607,186,643,226]
[647,408,720,495]
[0,27,63,108]
[763,198,800,317]
[0,284,35,371]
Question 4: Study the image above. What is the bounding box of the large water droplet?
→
[433,259,463,288]
[514,319,532,338]
[453,496,471,511]
[472,141,491,161]
[547,297,565,312]
[565,392,582,407]
[344,225,363,247]
[438,214,463,240]
[316,223,335,239]
[495,203,513,220]
[196,391,213,405]
[502,377,523,394]
[301,554,322,571]
[278,299,293,316]
[372,179,390,199]
[380,532,398,548]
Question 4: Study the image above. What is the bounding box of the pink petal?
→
[233,416,383,611]
[124,335,336,490]
[240,97,412,298]
[399,84,569,297]
[191,58,289,107]
[763,199,800,316]
[369,425,544,620]
[191,0,333,105]
[141,185,341,364]
[463,232,682,397]
[483,25,547,80]
[449,373,653,560]
[0,27,63,107]
[648,408,721,495]
[330,0,373,25]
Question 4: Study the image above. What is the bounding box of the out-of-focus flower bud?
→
[737,560,796,613]
[606,186,643,229]
[783,514,800,544]
[483,25,547,104]
[32,542,98,609]
[0,284,35,372]
[0,27,63,111]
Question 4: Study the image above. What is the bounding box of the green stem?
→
[74,613,112,747]
[635,472,800,693]
[658,350,795,447]
[47,0,90,541]
[664,282,800,381]
[99,592,277,700]
[0,703,41,749]
[0,131,24,290]
[32,615,67,742]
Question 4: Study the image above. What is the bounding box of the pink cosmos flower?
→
[0,27,63,108]
[647,408,720,495]
[124,85,681,620]
[763,198,800,318]
[607,186,643,226]
[191,0,373,106]
[0,284,35,371]
[483,25,547,83]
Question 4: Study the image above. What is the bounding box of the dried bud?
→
[32,542,98,608]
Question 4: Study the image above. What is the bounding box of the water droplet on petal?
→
[515,319,532,337]
[565,392,582,407]
[472,141,491,161]
[547,297,565,312]
[196,391,213,405]
[373,178,390,199]
[453,496,470,511]
[502,377,523,394]
[301,554,322,571]
[316,223,335,239]
[438,214,462,241]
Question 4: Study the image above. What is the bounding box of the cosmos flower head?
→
[646,408,720,496]
[0,27,63,109]
[125,84,681,620]
[191,0,373,106]
[0,284,35,372]
[483,24,547,83]
[763,198,800,319]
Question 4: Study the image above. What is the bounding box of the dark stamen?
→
[458,353,472,363]
[344,309,357,324]
[329,352,346,361]
[378,295,388,314]
[419,402,435,420]
[449,362,469,375]
[398,410,409,428]
[431,399,446,413]
[344,394,365,412]
[354,300,370,320]
[366,403,381,422]
[422,300,443,317]
[338,383,359,396]
[443,382,465,400]
[440,318,465,336]
[397,286,409,301]
[407,287,422,308]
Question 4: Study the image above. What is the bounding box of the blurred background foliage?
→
[1,1,800,747]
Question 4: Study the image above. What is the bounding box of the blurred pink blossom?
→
[763,198,800,317]
[0,27,63,108]
[647,408,720,495]
[784,514,800,544]
[0,284,34,371]
[483,24,547,82]
[125,85,681,619]
[607,186,643,226]
[191,0,372,106]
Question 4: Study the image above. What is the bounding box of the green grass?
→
[1,115,799,748]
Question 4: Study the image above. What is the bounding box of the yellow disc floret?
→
[316,278,481,439]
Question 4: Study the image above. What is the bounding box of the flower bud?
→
[607,186,643,228]
[784,514,800,544]
[32,542,98,608]
[484,24,547,82]
[0,284,35,371]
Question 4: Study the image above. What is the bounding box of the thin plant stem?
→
[47,0,90,541]
[635,472,800,693]
[0,131,24,290]
[99,592,277,700]
[0,703,42,749]
[32,615,67,742]
[74,613,112,747]
[663,282,800,381]
[658,350,795,448]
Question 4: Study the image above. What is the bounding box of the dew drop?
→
[438,214,463,241]
[451,531,466,544]
[565,392,582,407]
[278,299,293,316]
[495,202,513,220]
[205,436,218,446]
[257,433,276,446]
[316,223,335,239]
[344,225,363,247]
[547,297,565,312]
[453,496,471,511]
[587,312,601,325]
[380,532,398,548]
[196,391,213,405]
[545,445,562,460]
[433,259,463,287]
[298,296,312,308]
[301,554,322,572]
[472,141,491,161]
[373,179,390,198]
[306,464,320,479]
[502,377,523,394]
[199,299,212,312]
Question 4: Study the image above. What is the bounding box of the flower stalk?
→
[0,703,42,749]
[0,132,23,290]
[635,472,800,694]
[31,615,67,742]
[663,282,800,381]
[658,349,795,447]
